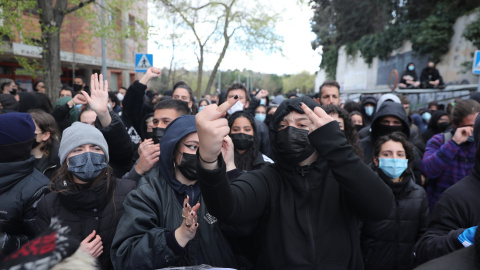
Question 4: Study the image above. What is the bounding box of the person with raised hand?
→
[196,96,394,269]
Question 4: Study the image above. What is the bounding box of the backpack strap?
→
[443,131,453,144]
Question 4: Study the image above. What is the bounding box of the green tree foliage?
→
[311,0,480,78]
[463,8,480,49]
[282,71,315,94]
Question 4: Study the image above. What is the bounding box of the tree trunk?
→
[38,0,66,103]
[205,36,229,95]
[196,47,204,100]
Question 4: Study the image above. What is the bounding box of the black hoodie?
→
[422,110,450,144]
[413,114,480,265]
[197,96,394,269]
[361,95,377,127]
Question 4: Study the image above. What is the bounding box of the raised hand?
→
[175,195,201,247]
[80,230,103,258]
[255,89,269,99]
[196,96,238,168]
[139,67,162,85]
[134,139,160,175]
[452,126,473,145]
[82,73,111,127]
[300,103,334,133]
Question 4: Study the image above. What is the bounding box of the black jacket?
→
[197,97,394,269]
[34,139,60,179]
[35,177,136,270]
[0,157,50,257]
[361,168,428,270]
[361,95,377,127]
[111,115,237,269]
[414,245,480,270]
[121,80,152,144]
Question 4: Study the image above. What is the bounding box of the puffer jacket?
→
[197,97,394,269]
[35,176,136,270]
[361,167,428,270]
[111,115,237,269]
[0,156,50,257]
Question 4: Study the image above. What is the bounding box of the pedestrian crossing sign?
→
[473,50,480,75]
[135,53,153,72]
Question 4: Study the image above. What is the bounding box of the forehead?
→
[183,132,199,142]
[380,140,404,151]
[321,86,339,96]
[228,89,246,98]
[282,110,308,121]
[173,88,190,96]
[381,116,401,122]
[154,108,180,119]
[233,116,252,127]
[74,78,83,83]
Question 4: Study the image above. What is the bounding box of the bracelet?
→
[199,153,217,164]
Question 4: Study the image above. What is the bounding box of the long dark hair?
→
[29,109,59,156]
[228,111,259,171]
[324,105,364,160]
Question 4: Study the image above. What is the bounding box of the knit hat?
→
[59,122,109,165]
[0,94,19,112]
[0,112,35,162]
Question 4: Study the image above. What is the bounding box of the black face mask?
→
[354,124,363,132]
[230,133,254,150]
[72,84,83,92]
[151,128,165,144]
[275,126,316,164]
[376,124,405,139]
[177,152,198,181]
[437,122,450,132]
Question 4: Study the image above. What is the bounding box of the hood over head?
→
[427,110,449,131]
[370,101,410,141]
[269,96,319,166]
[159,115,199,205]
[376,94,401,113]
[361,95,377,108]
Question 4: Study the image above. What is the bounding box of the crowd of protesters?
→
[1,66,480,270]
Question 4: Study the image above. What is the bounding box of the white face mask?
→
[227,101,244,115]
[116,93,124,101]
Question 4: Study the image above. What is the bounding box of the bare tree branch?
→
[64,0,95,14]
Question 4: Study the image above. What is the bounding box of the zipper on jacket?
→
[303,174,316,269]
[43,164,57,174]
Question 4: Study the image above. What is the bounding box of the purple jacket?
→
[421,132,476,212]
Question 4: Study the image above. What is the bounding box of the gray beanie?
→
[59,122,109,165]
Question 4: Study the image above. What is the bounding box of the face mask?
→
[75,104,82,111]
[32,139,40,149]
[437,122,449,132]
[408,65,415,71]
[198,106,205,112]
[378,158,408,179]
[67,152,107,183]
[468,135,475,143]
[365,106,374,116]
[107,103,112,111]
[230,133,254,150]
[354,124,363,132]
[227,101,244,115]
[116,93,124,101]
[376,125,405,139]
[275,126,316,164]
[73,84,83,92]
[9,89,17,95]
[176,152,197,181]
[260,99,266,105]
[255,113,266,122]
[151,127,165,144]
[422,112,431,122]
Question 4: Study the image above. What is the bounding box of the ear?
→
[42,131,51,142]
[373,156,379,167]
[244,101,250,109]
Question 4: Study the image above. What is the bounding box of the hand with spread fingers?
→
[300,103,335,133]
[196,96,239,169]
[80,230,103,258]
[175,195,201,247]
[81,73,111,127]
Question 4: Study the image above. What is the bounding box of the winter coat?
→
[197,97,394,269]
[361,95,377,127]
[121,80,152,145]
[414,245,480,270]
[35,176,136,270]
[111,115,237,269]
[34,139,60,179]
[0,156,50,257]
[361,167,428,270]
[360,102,424,184]
[421,131,475,211]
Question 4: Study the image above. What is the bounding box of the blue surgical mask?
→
[408,65,415,71]
[379,158,408,179]
[260,99,266,105]
[468,135,475,143]
[255,113,266,122]
[198,106,205,112]
[422,112,431,122]
[75,104,83,111]
[365,106,374,116]
[67,152,107,182]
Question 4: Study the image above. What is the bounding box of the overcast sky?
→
[147,0,321,75]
